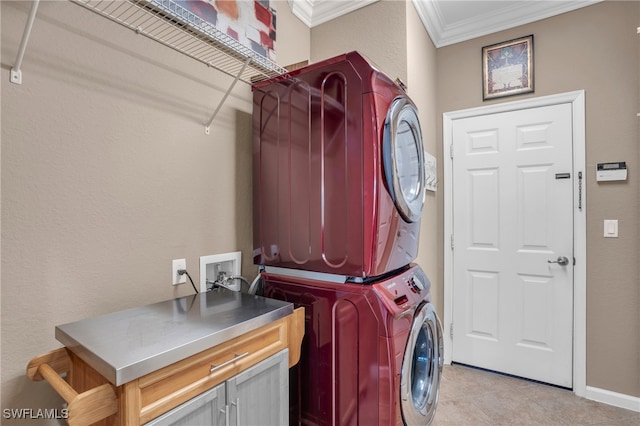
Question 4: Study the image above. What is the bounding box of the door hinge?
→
[450,234,454,250]
[449,323,454,339]
[450,143,454,159]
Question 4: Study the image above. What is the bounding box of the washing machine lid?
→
[383,97,426,223]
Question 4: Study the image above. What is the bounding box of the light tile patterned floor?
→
[432,364,640,426]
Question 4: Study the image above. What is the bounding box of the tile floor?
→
[432,364,640,426]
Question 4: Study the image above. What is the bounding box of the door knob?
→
[548,256,570,266]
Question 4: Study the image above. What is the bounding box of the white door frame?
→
[443,90,586,397]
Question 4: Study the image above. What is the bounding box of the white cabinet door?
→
[227,349,289,426]
[145,349,289,426]
[145,383,226,426]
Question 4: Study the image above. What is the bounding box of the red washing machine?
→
[252,51,426,279]
[261,264,443,426]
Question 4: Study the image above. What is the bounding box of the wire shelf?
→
[70,0,287,84]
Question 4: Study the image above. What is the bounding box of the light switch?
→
[603,220,618,238]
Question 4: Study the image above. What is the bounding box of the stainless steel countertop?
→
[55,289,293,386]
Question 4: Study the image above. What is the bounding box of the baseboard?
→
[585,386,640,412]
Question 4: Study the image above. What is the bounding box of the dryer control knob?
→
[412,276,425,291]
[406,277,419,293]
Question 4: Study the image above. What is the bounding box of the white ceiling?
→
[288,0,602,47]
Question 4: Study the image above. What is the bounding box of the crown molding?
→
[288,0,379,28]
[287,0,602,48]
[412,0,602,48]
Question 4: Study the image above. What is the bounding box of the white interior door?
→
[451,103,574,388]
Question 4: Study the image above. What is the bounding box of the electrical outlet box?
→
[199,251,241,292]
[424,151,437,192]
[172,259,187,285]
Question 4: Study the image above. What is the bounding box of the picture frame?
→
[482,35,534,100]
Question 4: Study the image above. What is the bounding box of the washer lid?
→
[383,97,426,223]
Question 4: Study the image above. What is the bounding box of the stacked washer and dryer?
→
[252,52,443,426]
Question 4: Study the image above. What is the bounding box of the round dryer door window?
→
[400,302,443,425]
[383,97,426,223]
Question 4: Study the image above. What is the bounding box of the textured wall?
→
[274,0,311,66]
[0,0,310,421]
[405,2,440,311]
[310,0,407,83]
[436,1,639,398]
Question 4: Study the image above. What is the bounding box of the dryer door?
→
[400,302,443,425]
[383,97,426,223]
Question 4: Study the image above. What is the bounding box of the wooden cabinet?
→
[27,308,303,426]
[145,350,288,426]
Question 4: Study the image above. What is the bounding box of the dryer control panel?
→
[372,266,431,317]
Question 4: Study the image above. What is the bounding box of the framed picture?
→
[482,35,534,100]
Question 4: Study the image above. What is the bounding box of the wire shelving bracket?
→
[71,0,286,132]
[13,0,286,132]
[10,0,41,85]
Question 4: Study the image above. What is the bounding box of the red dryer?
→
[252,52,426,279]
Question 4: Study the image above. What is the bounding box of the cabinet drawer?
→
[137,318,288,424]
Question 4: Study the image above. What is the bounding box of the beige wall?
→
[310,0,407,83]
[406,3,440,310]
[274,1,311,66]
[436,1,640,397]
[0,0,309,419]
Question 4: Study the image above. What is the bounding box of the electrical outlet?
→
[199,251,241,292]
[172,258,187,285]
